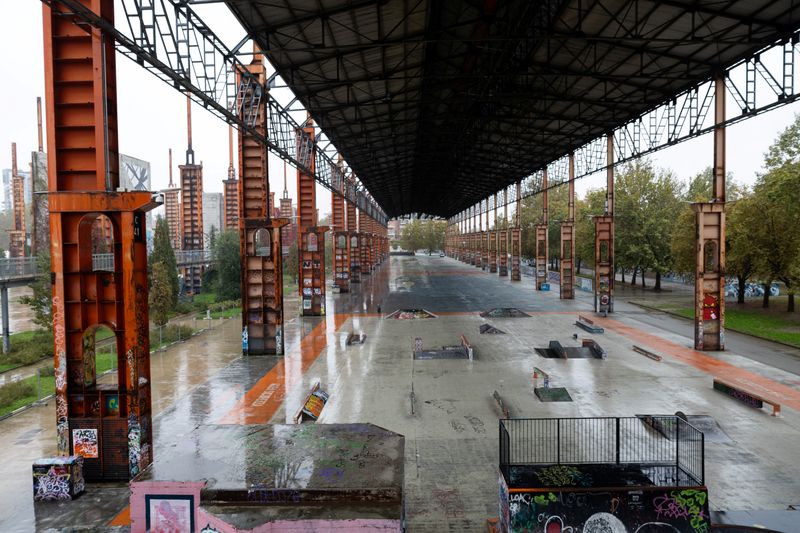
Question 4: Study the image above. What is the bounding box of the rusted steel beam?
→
[560,153,575,299]
[694,76,727,351]
[594,134,615,314]
[297,115,328,316]
[238,49,288,354]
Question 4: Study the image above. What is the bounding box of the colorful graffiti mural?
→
[32,456,84,502]
[500,483,709,533]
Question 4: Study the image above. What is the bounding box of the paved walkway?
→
[2,255,800,531]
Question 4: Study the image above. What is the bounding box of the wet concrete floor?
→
[2,255,800,531]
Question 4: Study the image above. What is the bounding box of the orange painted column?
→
[296,115,328,315]
[346,182,360,283]
[44,0,155,481]
[238,49,288,354]
[594,134,615,314]
[535,169,549,289]
[693,76,727,351]
[560,154,575,299]
[332,157,350,292]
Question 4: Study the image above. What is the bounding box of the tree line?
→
[512,115,800,312]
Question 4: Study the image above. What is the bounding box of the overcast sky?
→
[2,2,800,219]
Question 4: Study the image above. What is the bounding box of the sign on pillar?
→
[693,203,725,350]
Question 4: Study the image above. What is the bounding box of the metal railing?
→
[92,253,114,272]
[499,416,704,485]
[174,250,213,266]
[0,257,39,280]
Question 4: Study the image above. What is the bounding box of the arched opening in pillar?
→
[337,234,346,249]
[600,240,609,263]
[255,228,272,257]
[77,324,117,394]
[88,214,115,272]
[704,240,718,273]
[307,232,318,252]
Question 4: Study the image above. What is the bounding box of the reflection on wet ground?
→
[2,255,800,532]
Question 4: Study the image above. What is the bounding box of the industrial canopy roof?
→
[227,0,800,218]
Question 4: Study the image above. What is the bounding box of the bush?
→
[151,324,195,348]
[207,300,240,313]
[39,365,55,377]
[0,380,36,410]
[0,330,53,366]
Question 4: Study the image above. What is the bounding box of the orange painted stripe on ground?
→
[107,505,130,526]
[595,316,800,412]
[217,314,350,425]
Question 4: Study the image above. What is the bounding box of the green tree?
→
[213,229,242,301]
[574,189,606,274]
[149,215,179,307]
[284,241,298,284]
[19,251,52,330]
[726,196,759,304]
[421,220,446,254]
[149,262,172,326]
[739,115,800,310]
[400,220,425,251]
[208,225,218,250]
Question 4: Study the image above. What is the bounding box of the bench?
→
[581,339,607,359]
[713,378,780,416]
[632,345,662,361]
[575,314,604,333]
[460,334,474,360]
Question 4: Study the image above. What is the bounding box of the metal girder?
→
[40,0,387,226]
[472,33,800,214]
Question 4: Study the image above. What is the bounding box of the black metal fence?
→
[499,416,704,485]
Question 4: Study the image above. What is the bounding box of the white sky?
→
[2,1,800,218]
